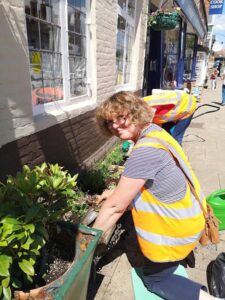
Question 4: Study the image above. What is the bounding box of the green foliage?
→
[78,144,125,194]
[68,188,89,218]
[148,8,180,30]
[0,163,78,299]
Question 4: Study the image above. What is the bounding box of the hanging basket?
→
[149,11,180,31]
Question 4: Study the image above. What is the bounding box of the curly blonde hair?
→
[96,91,154,136]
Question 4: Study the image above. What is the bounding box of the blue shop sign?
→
[176,0,206,39]
[209,0,225,15]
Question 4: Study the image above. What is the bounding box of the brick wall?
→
[0,109,115,181]
[96,0,117,102]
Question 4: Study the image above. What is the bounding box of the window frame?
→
[116,0,136,90]
[24,0,92,116]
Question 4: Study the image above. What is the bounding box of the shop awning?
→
[175,0,207,39]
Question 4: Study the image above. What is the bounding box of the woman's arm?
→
[92,176,146,232]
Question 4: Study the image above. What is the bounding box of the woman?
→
[93,91,223,300]
[144,91,196,145]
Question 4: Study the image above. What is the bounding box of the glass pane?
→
[162,28,180,88]
[42,53,53,79]
[75,0,81,10]
[117,15,126,31]
[68,32,75,55]
[40,23,53,50]
[81,37,86,58]
[118,0,126,10]
[26,17,40,49]
[43,80,57,103]
[117,69,124,85]
[81,0,86,13]
[52,0,60,25]
[70,78,86,97]
[68,6,75,32]
[54,27,61,52]
[69,57,75,73]
[29,0,40,18]
[75,57,86,78]
[128,0,135,17]
[54,79,64,100]
[24,0,31,15]
[75,10,81,33]
[31,80,44,105]
[116,48,123,60]
[68,0,75,7]
[39,2,52,22]
[53,54,62,78]
[29,51,42,80]
[75,34,81,55]
[80,13,86,34]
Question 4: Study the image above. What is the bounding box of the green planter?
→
[150,12,180,31]
[15,224,102,300]
[207,189,225,230]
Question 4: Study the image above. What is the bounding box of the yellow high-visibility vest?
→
[144,92,197,124]
[131,128,206,262]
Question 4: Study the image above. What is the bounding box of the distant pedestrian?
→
[210,69,218,90]
[221,67,225,106]
[217,61,222,77]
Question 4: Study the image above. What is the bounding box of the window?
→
[183,34,196,81]
[116,0,136,86]
[161,25,180,89]
[68,0,87,97]
[24,0,89,112]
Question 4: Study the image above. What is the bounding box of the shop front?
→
[143,0,207,95]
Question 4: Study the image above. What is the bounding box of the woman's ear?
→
[147,106,156,121]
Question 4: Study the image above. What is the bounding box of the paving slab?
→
[91,78,225,300]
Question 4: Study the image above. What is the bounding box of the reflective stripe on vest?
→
[133,188,202,219]
[144,92,196,124]
[131,128,205,262]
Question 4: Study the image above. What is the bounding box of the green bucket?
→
[207,189,225,230]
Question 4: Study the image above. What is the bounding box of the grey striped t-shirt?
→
[122,124,186,203]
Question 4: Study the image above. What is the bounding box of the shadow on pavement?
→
[87,211,144,300]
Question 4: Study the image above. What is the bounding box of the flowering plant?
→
[148,7,181,30]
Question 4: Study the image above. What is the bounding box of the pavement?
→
[89,78,225,300]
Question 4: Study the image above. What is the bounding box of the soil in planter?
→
[15,224,93,295]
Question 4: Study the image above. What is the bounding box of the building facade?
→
[0,0,148,180]
[143,0,208,95]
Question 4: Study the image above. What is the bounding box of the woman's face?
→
[106,114,141,142]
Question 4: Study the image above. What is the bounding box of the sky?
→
[212,15,225,46]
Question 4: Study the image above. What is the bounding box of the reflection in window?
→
[116,0,135,85]
[68,0,87,97]
[161,26,180,89]
[25,0,62,105]
[184,34,196,81]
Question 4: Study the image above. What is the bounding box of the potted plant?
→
[0,144,126,299]
[0,163,101,300]
[148,7,181,31]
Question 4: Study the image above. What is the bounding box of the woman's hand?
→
[92,176,146,232]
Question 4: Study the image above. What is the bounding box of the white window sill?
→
[33,96,97,131]
[115,84,136,93]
